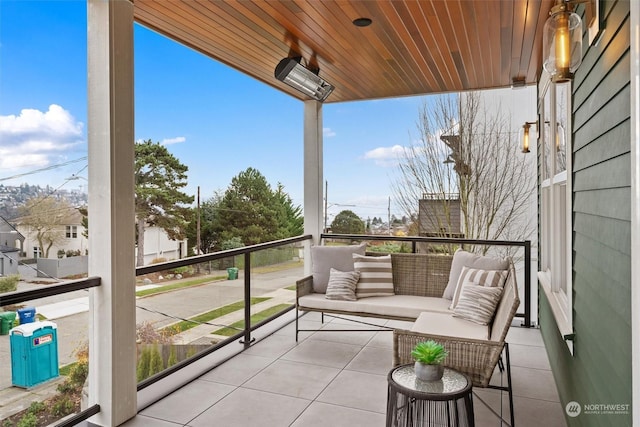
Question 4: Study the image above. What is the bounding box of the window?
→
[66,225,78,239]
[33,246,41,259]
[538,75,574,350]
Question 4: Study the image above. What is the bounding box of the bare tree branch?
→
[393,92,535,256]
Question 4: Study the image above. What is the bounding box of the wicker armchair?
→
[392,262,520,426]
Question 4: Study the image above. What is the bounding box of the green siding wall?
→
[539,1,632,426]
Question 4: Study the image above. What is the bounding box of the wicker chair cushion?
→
[442,249,509,300]
[411,311,490,340]
[311,243,366,293]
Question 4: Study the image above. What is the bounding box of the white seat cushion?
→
[298,294,452,319]
[411,311,490,340]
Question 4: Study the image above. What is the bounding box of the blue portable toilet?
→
[10,321,59,388]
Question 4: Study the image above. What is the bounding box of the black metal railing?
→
[135,234,312,389]
[1,276,101,426]
[1,235,312,424]
[0,276,101,309]
[322,233,533,328]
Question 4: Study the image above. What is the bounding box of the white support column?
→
[303,100,323,275]
[87,1,137,425]
[631,1,640,425]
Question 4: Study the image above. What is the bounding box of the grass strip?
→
[136,276,226,297]
[164,297,270,334]
[59,362,76,376]
[211,303,293,337]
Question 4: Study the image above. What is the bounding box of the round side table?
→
[386,364,474,427]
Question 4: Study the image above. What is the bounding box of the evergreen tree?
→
[211,168,285,247]
[148,345,164,376]
[136,347,151,382]
[274,183,303,237]
[135,140,194,266]
[167,346,178,367]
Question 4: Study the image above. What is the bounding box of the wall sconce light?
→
[521,122,538,153]
[521,120,564,153]
[543,0,583,82]
[274,57,334,102]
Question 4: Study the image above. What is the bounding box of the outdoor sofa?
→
[295,245,520,426]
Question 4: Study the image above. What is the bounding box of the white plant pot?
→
[414,362,444,381]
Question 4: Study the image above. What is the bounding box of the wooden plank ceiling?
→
[134,0,554,103]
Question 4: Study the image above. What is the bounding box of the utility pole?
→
[196,186,201,255]
[324,180,328,234]
[388,196,391,235]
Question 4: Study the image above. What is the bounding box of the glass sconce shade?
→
[543,6,582,82]
[521,122,538,154]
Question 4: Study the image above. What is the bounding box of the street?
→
[0,263,304,389]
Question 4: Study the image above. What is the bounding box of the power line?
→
[0,156,88,182]
[5,164,88,221]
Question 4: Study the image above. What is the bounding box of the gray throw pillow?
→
[453,285,504,325]
[325,268,360,301]
[442,249,509,300]
[311,243,366,293]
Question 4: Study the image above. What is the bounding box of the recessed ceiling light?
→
[353,17,372,27]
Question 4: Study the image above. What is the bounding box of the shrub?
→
[148,346,164,376]
[167,346,178,367]
[0,275,19,293]
[170,266,192,276]
[16,413,36,427]
[69,342,89,387]
[27,401,45,415]
[66,249,81,257]
[57,250,66,259]
[136,321,174,344]
[136,347,151,382]
[52,398,74,417]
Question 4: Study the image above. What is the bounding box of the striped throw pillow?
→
[453,285,504,325]
[450,266,508,309]
[353,254,394,298]
[325,268,360,301]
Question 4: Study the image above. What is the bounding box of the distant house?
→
[0,216,24,275]
[16,214,185,267]
[16,209,87,259]
[139,226,187,266]
[418,193,463,237]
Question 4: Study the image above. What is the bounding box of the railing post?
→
[241,252,254,347]
[523,240,532,327]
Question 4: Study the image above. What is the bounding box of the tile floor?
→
[122,313,566,427]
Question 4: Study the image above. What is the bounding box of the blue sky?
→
[0,0,429,221]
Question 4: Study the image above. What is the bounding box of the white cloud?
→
[363,144,406,166]
[0,104,84,170]
[323,127,336,138]
[161,136,186,146]
[0,154,48,169]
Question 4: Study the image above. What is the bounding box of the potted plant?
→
[411,340,448,381]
